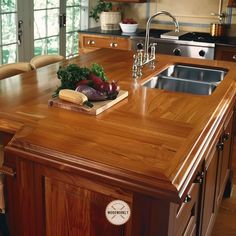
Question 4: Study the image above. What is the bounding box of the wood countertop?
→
[1,49,236,202]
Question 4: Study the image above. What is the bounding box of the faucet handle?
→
[149,43,157,58]
[137,49,143,66]
[132,54,138,78]
[150,43,157,47]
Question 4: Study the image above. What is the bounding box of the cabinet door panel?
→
[220,113,233,189]
[5,156,36,236]
[44,177,125,236]
[215,46,236,62]
[35,165,132,236]
[201,149,218,236]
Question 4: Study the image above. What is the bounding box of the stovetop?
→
[179,32,218,43]
[136,29,227,44]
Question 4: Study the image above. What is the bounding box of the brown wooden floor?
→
[212,136,236,236]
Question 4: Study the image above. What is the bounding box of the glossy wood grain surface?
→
[1,49,236,202]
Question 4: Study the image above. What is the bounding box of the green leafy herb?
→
[91,63,108,81]
[53,63,108,97]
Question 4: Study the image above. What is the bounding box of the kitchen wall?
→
[89,0,236,36]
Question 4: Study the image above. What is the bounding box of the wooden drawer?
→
[79,34,131,53]
[215,46,236,62]
[169,182,200,236]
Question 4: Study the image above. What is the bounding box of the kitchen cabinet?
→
[216,112,234,202]
[79,34,131,54]
[2,152,133,236]
[2,149,205,236]
[215,45,236,62]
[34,164,133,236]
[201,138,219,236]
[228,0,236,7]
[200,110,234,236]
[169,165,203,236]
[2,108,234,236]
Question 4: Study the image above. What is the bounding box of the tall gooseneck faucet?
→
[132,11,179,79]
[144,11,180,58]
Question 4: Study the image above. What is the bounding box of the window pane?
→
[34,39,46,55]
[66,32,78,57]
[66,7,80,32]
[74,0,81,5]
[1,13,17,44]
[47,0,59,8]
[1,0,16,12]
[34,0,46,10]
[67,0,74,6]
[47,37,59,54]
[2,44,17,63]
[34,10,46,39]
[67,0,81,9]
[47,9,59,36]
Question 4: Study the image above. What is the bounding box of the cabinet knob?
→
[222,132,230,142]
[184,194,192,203]
[87,40,95,45]
[109,42,117,48]
[233,55,236,60]
[217,142,224,151]
[195,171,204,184]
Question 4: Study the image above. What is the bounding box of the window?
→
[0,0,88,65]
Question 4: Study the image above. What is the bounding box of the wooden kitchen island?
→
[0,49,236,236]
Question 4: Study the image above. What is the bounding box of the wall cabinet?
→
[215,46,236,62]
[79,34,131,54]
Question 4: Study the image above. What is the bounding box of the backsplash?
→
[89,0,236,36]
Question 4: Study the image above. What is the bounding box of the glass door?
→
[0,0,88,65]
[64,0,88,58]
[33,0,60,56]
[33,0,88,58]
[0,0,18,64]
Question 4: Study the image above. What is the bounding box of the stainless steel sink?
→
[143,76,216,95]
[142,64,227,95]
[159,64,227,84]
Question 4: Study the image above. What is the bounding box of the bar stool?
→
[30,54,64,69]
[0,62,32,80]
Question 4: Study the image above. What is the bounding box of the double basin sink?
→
[142,64,227,95]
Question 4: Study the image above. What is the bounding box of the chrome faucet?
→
[132,11,179,79]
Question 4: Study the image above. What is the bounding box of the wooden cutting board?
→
[48,90,128,115]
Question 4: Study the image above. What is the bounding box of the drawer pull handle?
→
[184,194,192,203]
[0,166,16,177]
[87,40,95,45]
[110,42,117,48]
[233,55,236,60]
[222,132,230,142]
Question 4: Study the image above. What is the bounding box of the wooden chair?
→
[30,54,64,69]
[0,62,32,80]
